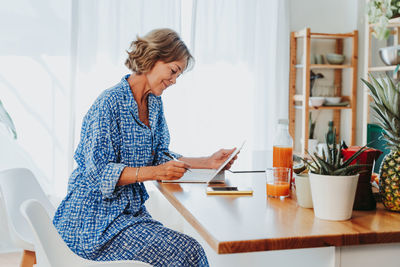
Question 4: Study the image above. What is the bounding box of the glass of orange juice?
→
[266,167,290,199]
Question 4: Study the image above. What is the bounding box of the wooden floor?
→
[0,251,22,267]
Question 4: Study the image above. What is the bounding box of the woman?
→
[53,28,237,266]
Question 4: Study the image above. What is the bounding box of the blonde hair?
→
[125,28,194,74]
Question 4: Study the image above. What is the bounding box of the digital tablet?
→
[161,141,245,184]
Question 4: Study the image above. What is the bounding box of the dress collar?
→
[121,74,159,132]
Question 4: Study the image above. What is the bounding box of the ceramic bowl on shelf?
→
[379,45,400,66]
[325,96,342,104]
[309,97,325,107]
[326,53,345,64]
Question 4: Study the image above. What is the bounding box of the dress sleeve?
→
[153,102,182,165]
[79,98,126,199]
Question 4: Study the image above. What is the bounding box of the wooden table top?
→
[154,172,400,254]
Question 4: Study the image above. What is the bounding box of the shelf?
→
[363,18,398,143]
[295,64,353,69]
[294,29,355,39]
[290,27,358,153]
[294,105,351,110]
[310,33,355,39]
[364,16,400,144]
[310,106,351,110]
[370,17,400,28]
[294,95,351,102]
[368,65,397,72]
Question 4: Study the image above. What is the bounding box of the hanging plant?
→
[367,0,400,40]
[0,100,17,139]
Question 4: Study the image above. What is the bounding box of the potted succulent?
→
[302,134,370,221]
[367,0,400,40]
[362,75,400,211]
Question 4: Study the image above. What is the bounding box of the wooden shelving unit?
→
[362,14,400,144]
[295,64,353,69]
[289,28,358,154]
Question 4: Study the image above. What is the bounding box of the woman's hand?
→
[154,160,191,181]
[208,148,238,170]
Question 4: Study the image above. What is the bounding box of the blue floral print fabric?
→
[53,75,209,266]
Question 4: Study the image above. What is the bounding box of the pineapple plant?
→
[362,75,400,211]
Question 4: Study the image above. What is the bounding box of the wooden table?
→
[154,172,400,255]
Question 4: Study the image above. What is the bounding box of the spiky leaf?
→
[361,74,400,150]
[301,128,370,176]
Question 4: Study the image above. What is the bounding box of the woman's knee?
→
[180,234,208,265]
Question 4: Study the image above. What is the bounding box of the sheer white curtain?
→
[0,0,71,196]
[69,1,184,229]
[71,0,182,173]
[0,0,182,197]
[165,0,290,169]
[0,0,289,197]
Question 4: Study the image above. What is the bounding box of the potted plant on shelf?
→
[367,0,400,40]
[308,113,318,155]
[302,134,370,221]
[362,74,400,212]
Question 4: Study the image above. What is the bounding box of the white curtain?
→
[0,0,289,196]
[71,0,182,173]
[0,0,71,196]
[0,0,182,197]
[165,0,290,170]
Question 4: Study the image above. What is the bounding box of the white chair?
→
[0,126,49,254]
[0,168,55,267]
[20,199,152,267]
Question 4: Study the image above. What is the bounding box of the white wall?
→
[290,0,358,33]
[289,0,366,149]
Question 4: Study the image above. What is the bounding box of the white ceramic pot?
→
[309,173,359,221]
[295,174,313,208]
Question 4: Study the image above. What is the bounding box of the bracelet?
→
[135,167,140,183]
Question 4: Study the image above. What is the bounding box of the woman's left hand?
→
[208,148,238,170]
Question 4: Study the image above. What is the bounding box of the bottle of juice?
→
[273,119,293,186]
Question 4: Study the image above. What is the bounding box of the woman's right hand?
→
[154,160,191,181]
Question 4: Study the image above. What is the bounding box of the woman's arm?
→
[117,160,191,186]
[117,148,239,186]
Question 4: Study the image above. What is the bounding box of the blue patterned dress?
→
[53,75,209,266]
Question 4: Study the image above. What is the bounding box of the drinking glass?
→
[266,167,290,199]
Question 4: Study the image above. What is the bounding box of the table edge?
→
[154,182,400,254]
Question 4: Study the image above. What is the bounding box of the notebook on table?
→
[161,141,245,184]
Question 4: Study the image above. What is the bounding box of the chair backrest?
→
[0,168,55,250]
[20,199,85,267]
[21,199,153,267]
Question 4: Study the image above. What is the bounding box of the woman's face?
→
[145,59,186,96]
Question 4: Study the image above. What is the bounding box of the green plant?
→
[361,74,400,211]
[0,100,17,139]
[302,130,370,176]
[367,0,400,40]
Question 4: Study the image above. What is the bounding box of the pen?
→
[163,152,192,172]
